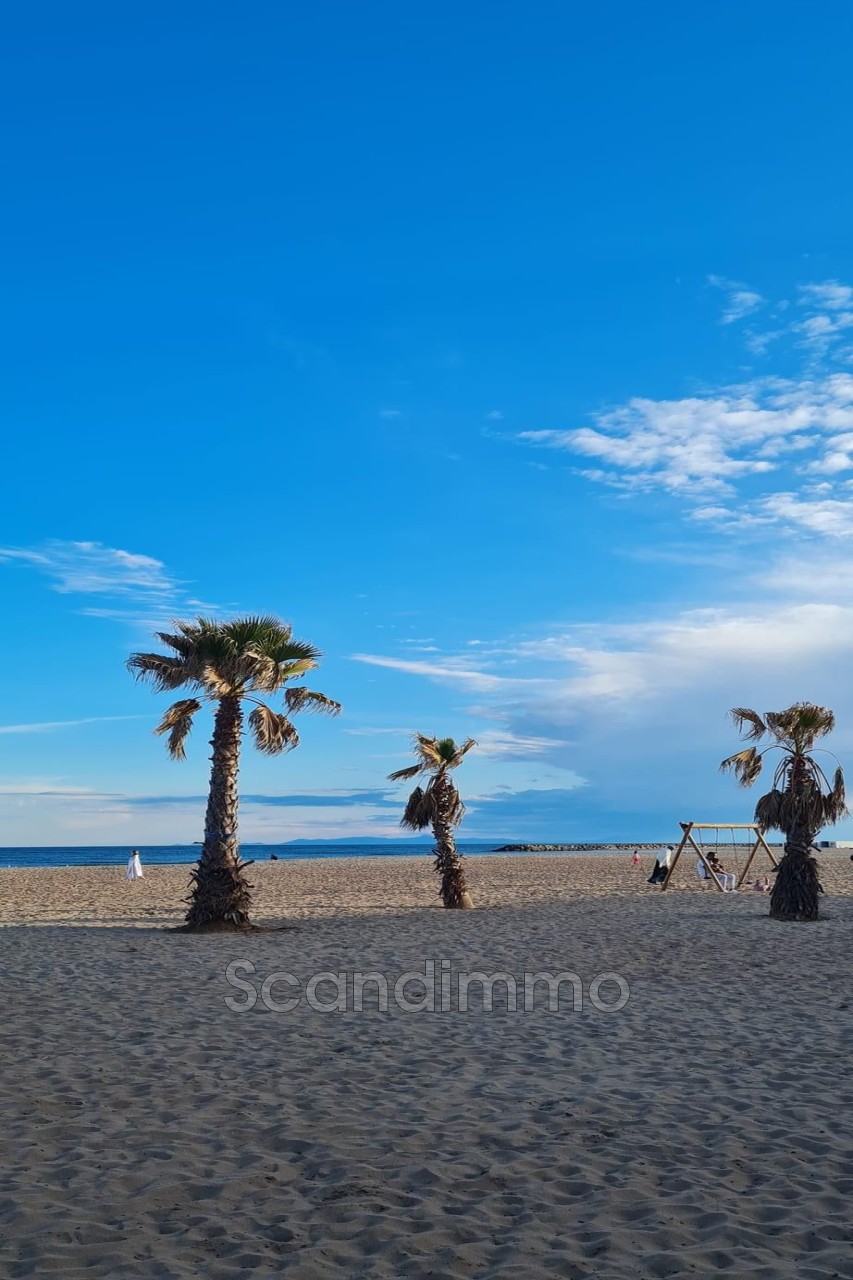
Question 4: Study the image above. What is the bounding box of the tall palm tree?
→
[720,702,846,922]
[129,615,340,931]
[388,734,476,909]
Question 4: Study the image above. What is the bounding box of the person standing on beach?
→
[126,850,144,881]
[631,849,641,867]
[648,846,674,884]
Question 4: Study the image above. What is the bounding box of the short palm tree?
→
[388,734,476,908]
[720,703,846,922]
[129,616,340,930]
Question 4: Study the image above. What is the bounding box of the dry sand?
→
[1,851,852,1279]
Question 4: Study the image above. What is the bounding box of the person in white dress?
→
[126,850,144,881]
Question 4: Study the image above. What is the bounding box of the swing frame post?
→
[735,827,779,888]
[660,822,778,891]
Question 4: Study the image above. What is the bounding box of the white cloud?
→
[745,329,783,356]
[757,492,853,536]
[509,604,853,704]
[379,409,402,419]
[516,279,853,501]
[519,373,853,496]
[0,785,408,845]
[696,492,853,538]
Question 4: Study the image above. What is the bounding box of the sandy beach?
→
[1,851,852,1278]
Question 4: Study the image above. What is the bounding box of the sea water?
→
[0,843,624,869]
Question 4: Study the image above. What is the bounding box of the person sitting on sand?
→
[752,875,771,893]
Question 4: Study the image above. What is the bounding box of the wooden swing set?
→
[661,822,779,892]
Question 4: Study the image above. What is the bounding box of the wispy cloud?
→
[0,539,227,632]
[0,541,178,597]
[0,715,145,736]
[696,490,853,538]
[799,280,853,311]
[0,780,103,796]
[351,652,540,692]
[474,729,567,758]
[708,274,764,324]
[343,726,413,737]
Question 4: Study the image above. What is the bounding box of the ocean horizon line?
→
[0,840,674,870]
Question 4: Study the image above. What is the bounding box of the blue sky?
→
[3,1,853,845]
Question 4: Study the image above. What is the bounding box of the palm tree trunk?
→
[770,758,821,922]
[185,695,254,930]
[432,778,473,909]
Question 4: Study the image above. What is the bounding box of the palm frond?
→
[766,702,835,750]
[153,629,202,658]
[444,783,466,826]
[201,665,238,698]
[220,615,293,652]
[412,733,444,767]
[248,704,299,755]
[755,789,786,832]
[401,786,435,831]
[127,652,191,693]
[719,746,763,787]
[831,764,846,804]
[154,698,202,761]
[387,763,423,782]
[728,708,767,742]
[284,687,342,717]
[247,655,316,693]
[823,765,848,823]
[408,732,476,770]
